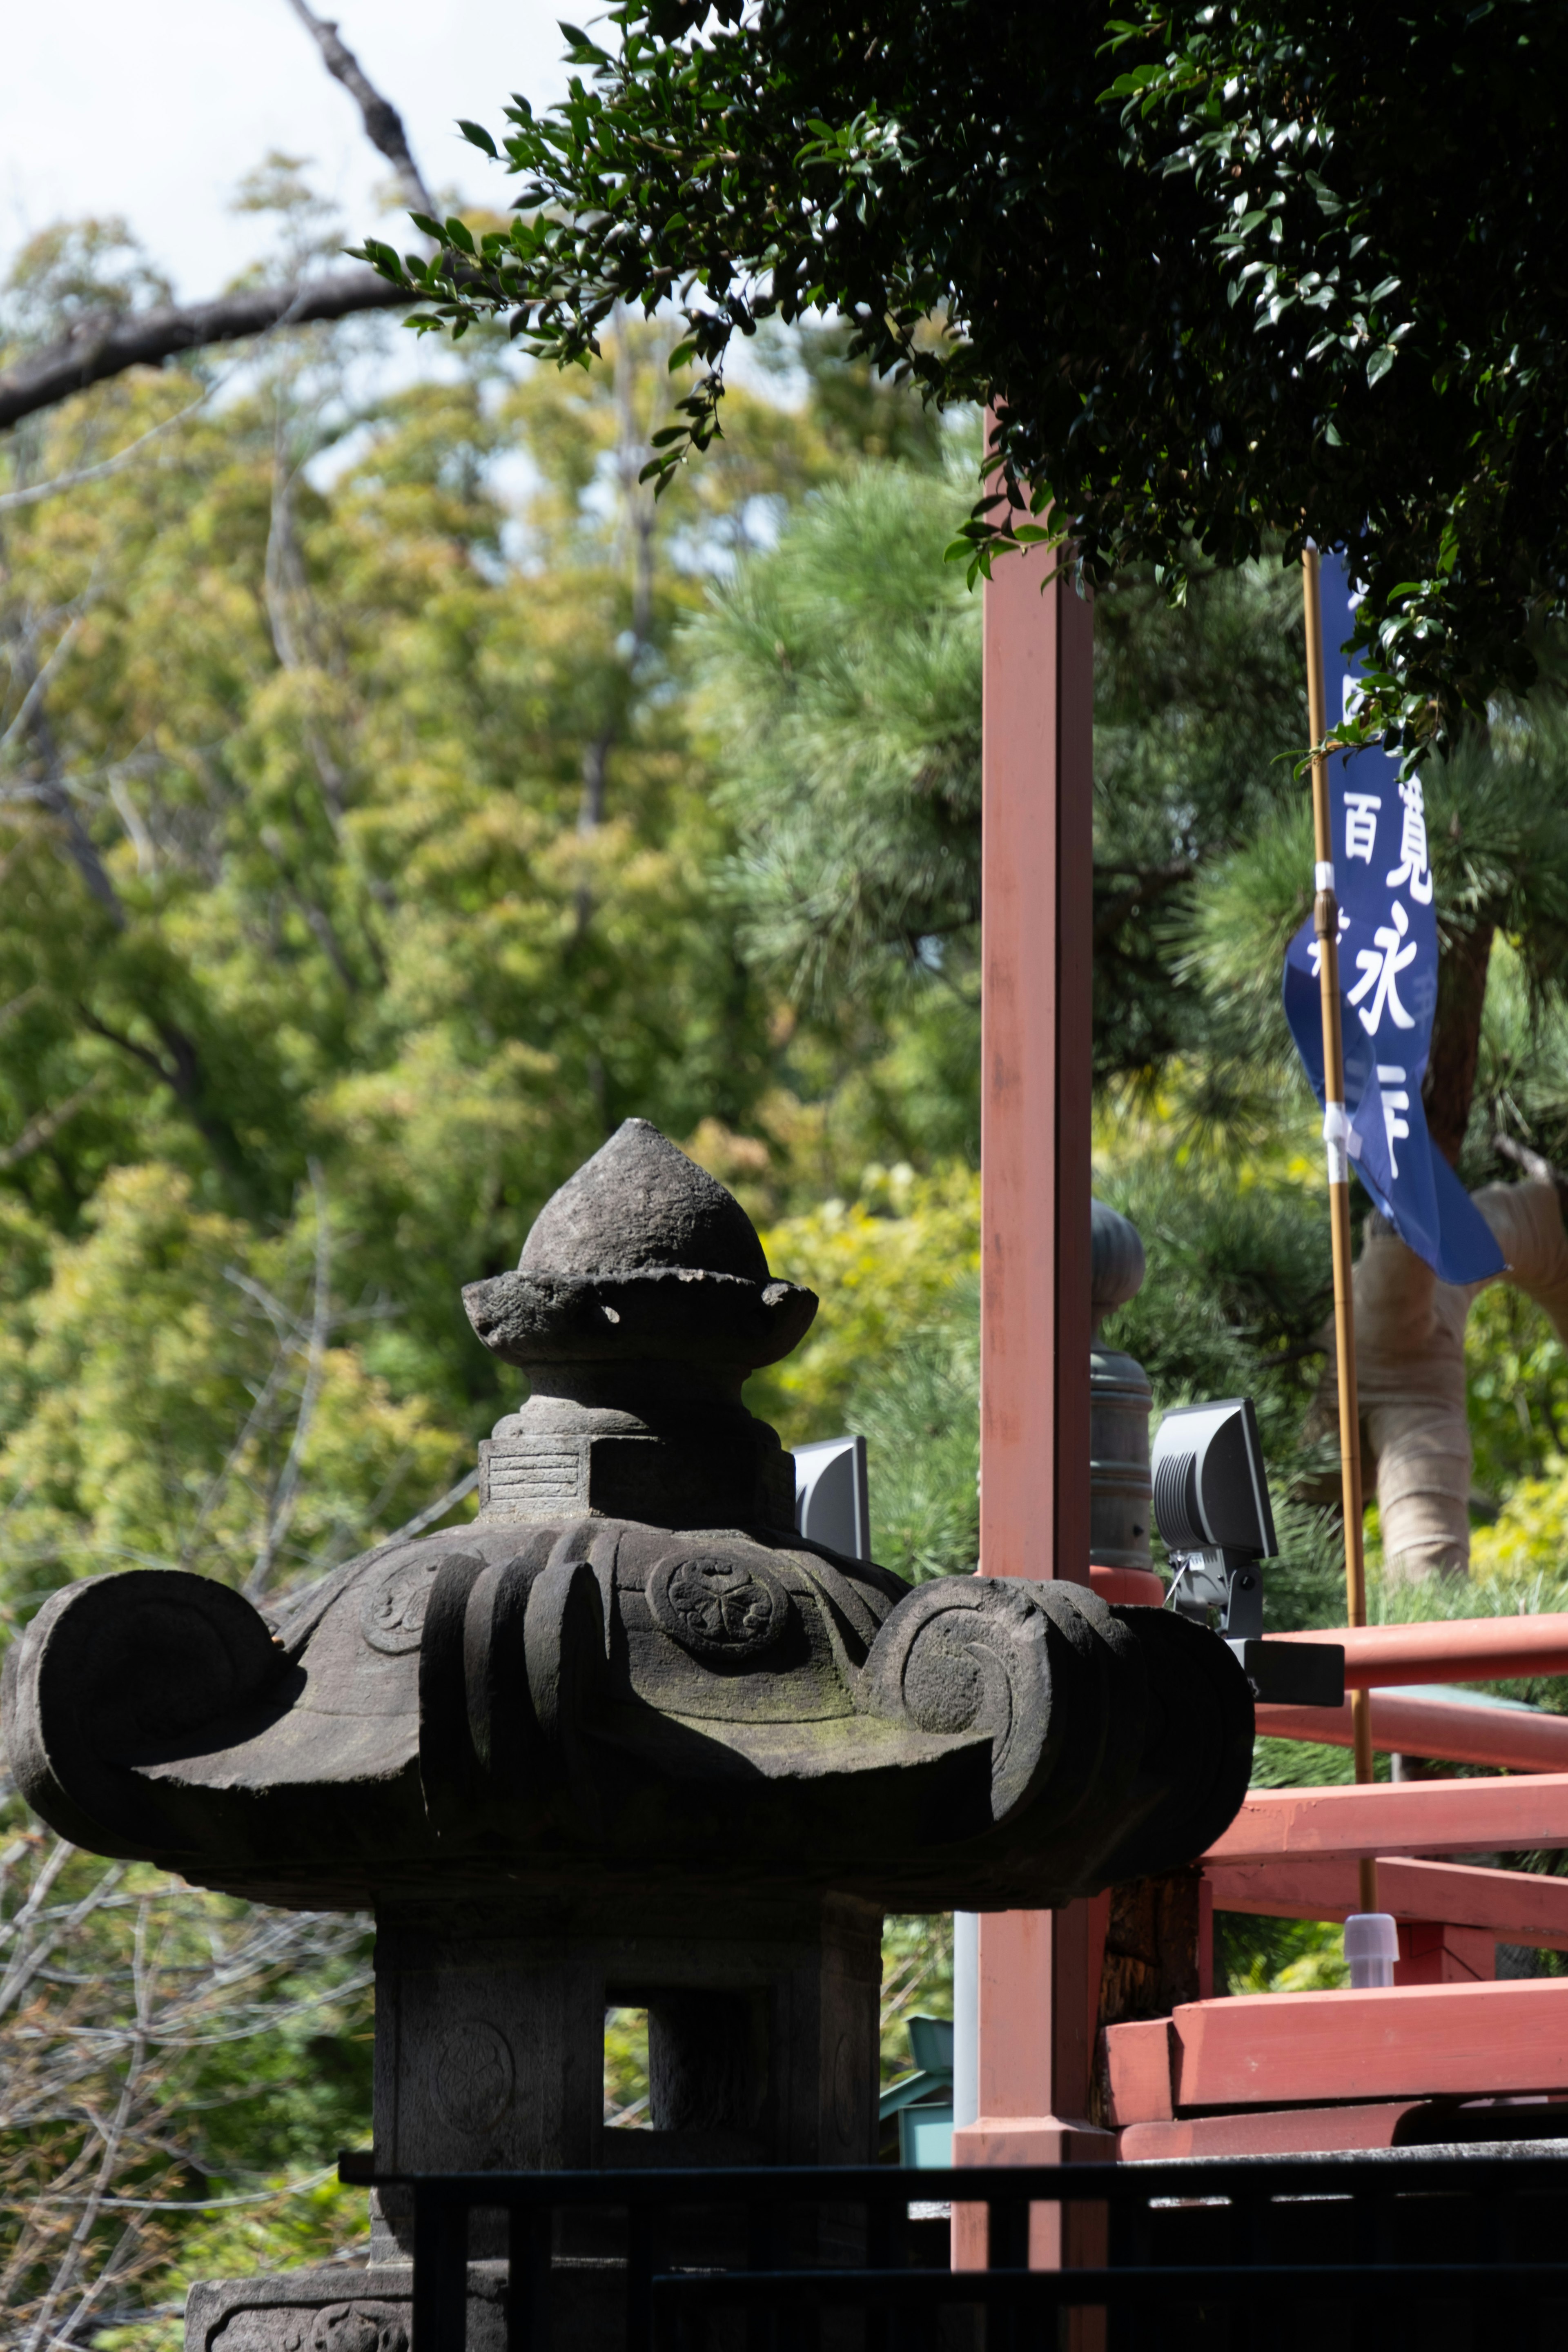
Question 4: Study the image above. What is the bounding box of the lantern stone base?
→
[185,2260,501,2352]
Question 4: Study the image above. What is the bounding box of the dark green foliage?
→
[698,464,982,1010]
[360,2,1568,748]
[1094,1162,1348,1630]
[1214,1911,1348,1995]
[1092,554,1307,1078]
[847,1274,980,1583]
[699,462,1317,1109]
[751,321,957,475]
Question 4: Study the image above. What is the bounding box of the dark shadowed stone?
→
[1091,1196,1147,1343]
[520,1118,769,1280]
[1090,1197,1156,1572]
[0,1114,1258,2352]
[466,1121,814,1399]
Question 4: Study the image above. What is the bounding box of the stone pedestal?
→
[370,1893,881,2252]
[3,1123,1251,2352]
[187,1895,882,2348]
[186,2263,504,2352]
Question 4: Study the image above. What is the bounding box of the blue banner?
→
[1282,553,1503,1285]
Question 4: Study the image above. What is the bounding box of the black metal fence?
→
[342,2148,1568,2352]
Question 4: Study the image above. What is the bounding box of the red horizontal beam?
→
[1256,1689,1568,1773]
[1276,1615,1568,1687]
[1204,1855,1568,1950]
[1104,1977,1568,2124]
[1172,1976,1568,2111]
[1204,1772,1568,1864]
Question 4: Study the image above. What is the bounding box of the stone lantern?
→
[2,1121,1252,2350]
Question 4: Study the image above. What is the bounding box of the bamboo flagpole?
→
[1302,546,1379,1918]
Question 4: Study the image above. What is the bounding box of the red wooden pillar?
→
[952,532,1113,2269]
[976,539,1093,1592]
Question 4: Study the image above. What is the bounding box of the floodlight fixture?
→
[1153,1396,1276,1649]
[794,1434,871,1561]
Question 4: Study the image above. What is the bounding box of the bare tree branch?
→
[0,614,85,757]
[0,1830,374,2343]
[0,396,208,515]
[0,272,414,434]
[283,0,436,218]
[247,1161,332,1597]
[0,8,440,436]
[76,1007,257,1192]
[1493,1129,1568,1224]
[0,608,125,922]
[0,986,40,1032]
[0,1080,105,1174]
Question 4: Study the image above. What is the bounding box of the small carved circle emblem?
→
[648,1550,788,1659]
[429,2018,515,2136]
[359,1555,439,1654]
[311,2307,409,2352]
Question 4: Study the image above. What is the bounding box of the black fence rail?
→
[342,2148,1568,2352]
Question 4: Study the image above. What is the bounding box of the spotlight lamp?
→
[1152,1397,1342,1708]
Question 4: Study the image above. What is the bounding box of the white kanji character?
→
[1343,792,1382,864]
[1347,899,1418,1034]
[1385,776,1434,904]
[1307,907,1351,978]
[1376,1062,1410,1179]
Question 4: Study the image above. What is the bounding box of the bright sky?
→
[0,0,574,301]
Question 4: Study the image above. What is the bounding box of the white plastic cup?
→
[1344,1912,1400,1989]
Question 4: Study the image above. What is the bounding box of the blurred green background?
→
[9,180,1568,2346]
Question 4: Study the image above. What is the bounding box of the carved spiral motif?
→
[360,1555,442,1654]
[648,1550,789,1659]
[862,1579,1056,1823]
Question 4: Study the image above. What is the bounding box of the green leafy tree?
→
[693,457,1314,1149]
[0,199,1001,2331]
[363,0,1568,747]
[0,217,810,1561]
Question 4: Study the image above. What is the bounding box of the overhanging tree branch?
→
[0,271,414,432]
[0,2,434,434]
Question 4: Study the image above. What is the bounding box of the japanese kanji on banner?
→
[1282,552,1503,1285]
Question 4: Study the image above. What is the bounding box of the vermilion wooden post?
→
[952,525,1111,2280]
[976,534,1093,1592]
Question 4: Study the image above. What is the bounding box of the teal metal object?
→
[879,2014,954,2167]
[900,2103,954,2167]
